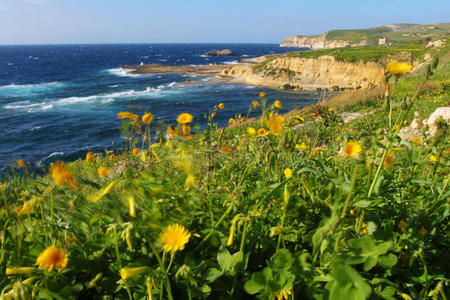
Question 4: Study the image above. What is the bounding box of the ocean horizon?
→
[0,43,321,174]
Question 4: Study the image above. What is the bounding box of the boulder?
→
[427,107,450,136]
[204,49,239,56]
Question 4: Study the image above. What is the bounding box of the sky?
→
[0,0,449,44]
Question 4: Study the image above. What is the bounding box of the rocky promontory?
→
[280,33,368,49]
[204,49,239,56]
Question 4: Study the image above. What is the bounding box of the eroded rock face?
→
[204,49,238,56]
[280,33,368,49]
[221,55,385,90]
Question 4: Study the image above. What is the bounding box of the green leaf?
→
[354,200,372,208]
[270,249,293,271]
[244,272,266,294]
[380,286,396,300]
[378,254,398,268]
[217,247,243,275]
[204,268,222,283]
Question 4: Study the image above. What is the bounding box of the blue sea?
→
[0,44,320,174]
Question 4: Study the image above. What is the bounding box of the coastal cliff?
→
[221,55,385,90]
[280,33,368,49]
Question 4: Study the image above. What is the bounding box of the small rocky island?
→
[204,49,239,56]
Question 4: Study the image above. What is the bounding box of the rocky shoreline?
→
[121,53,385,91]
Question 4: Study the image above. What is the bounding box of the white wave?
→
[3,84,181,112]
[0,82,65,96]
[242,54,250,57]
[37,152,65,167]
[29,126,42,131]
[107,68,138,77]
[222,60,239,65]
[109,84,120,88]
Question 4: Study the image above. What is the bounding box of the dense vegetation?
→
[0,51,449,299]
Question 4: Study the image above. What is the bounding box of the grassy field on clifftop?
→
[0,49,449,299]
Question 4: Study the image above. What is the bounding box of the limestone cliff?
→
[280,33,368,49]
[221,56,385,90]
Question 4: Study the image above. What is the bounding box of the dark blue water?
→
[0,44,320,173]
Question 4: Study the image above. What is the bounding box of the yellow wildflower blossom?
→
[386,61,412,76]
[97,166,109,177]
[132,148,139,156]
[218,103,224,109]
[229,118,235,125]
[176,113,193,124]
[36,246,68,272]
[258,128,269,136]
[247,127,256,136]
[159,224,191,253]
[17,159,25,167]
[259,92,266,98]
[49,161,78,189]
[384,151,394,168]
[142,112,154,125]
[411,136,423,145]
[252,100,260,108]
[428,154,437,163]
[120,267,148,280]
[5,267,35,276]
[284,168,293,179]
[86,151,94,162]
[274,100,282,109]
[274,288,292,300]
[296,142,308,151]
[268,116,284,136]
[117,111,139,121]
[342,140,362,158]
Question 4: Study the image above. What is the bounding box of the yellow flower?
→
[36,245,68,272]
[258,128,269,136]
[49,161,78,189]
[142,112,154,125]
[109,154,115,160]
[259,92,266,98]
[86,151,94,162]
[229,118,235,125]
[342,140,362,158]
[274,100,282,109]
[5,267,35,276]
[218,103,224,109]
[182,124,191,136]
[252,100,260,108]
[360,224,368,234]
[247,127,256,136]
[17,159,25,167]
[284,168,293,179]
[184,173,196,191]
[132,148,139,156]
[117,111,139,121]
[384,151,394,168]
[97,166,109,177]
[120,267,148,280]
[15,198,38,215]
[386,61,412,76]
[167,125,177,137]
[328,107,333,112]
[177,113,193,124]
[428,154,437,163]
[158,224,191,253]
[296,142,308,151]
[411,136,423,145]
[274,288,292,300]
[268,116,284,136]
[350,209,355,215]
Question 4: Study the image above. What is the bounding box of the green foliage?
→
[0,55,449,300]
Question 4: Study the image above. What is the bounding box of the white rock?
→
[427,107,450,136]
[410,111,422,129]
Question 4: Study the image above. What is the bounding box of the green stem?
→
[149,243,173,300]
[194,206,232,252]
[340,164,358,220]
[113,226,122,268]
